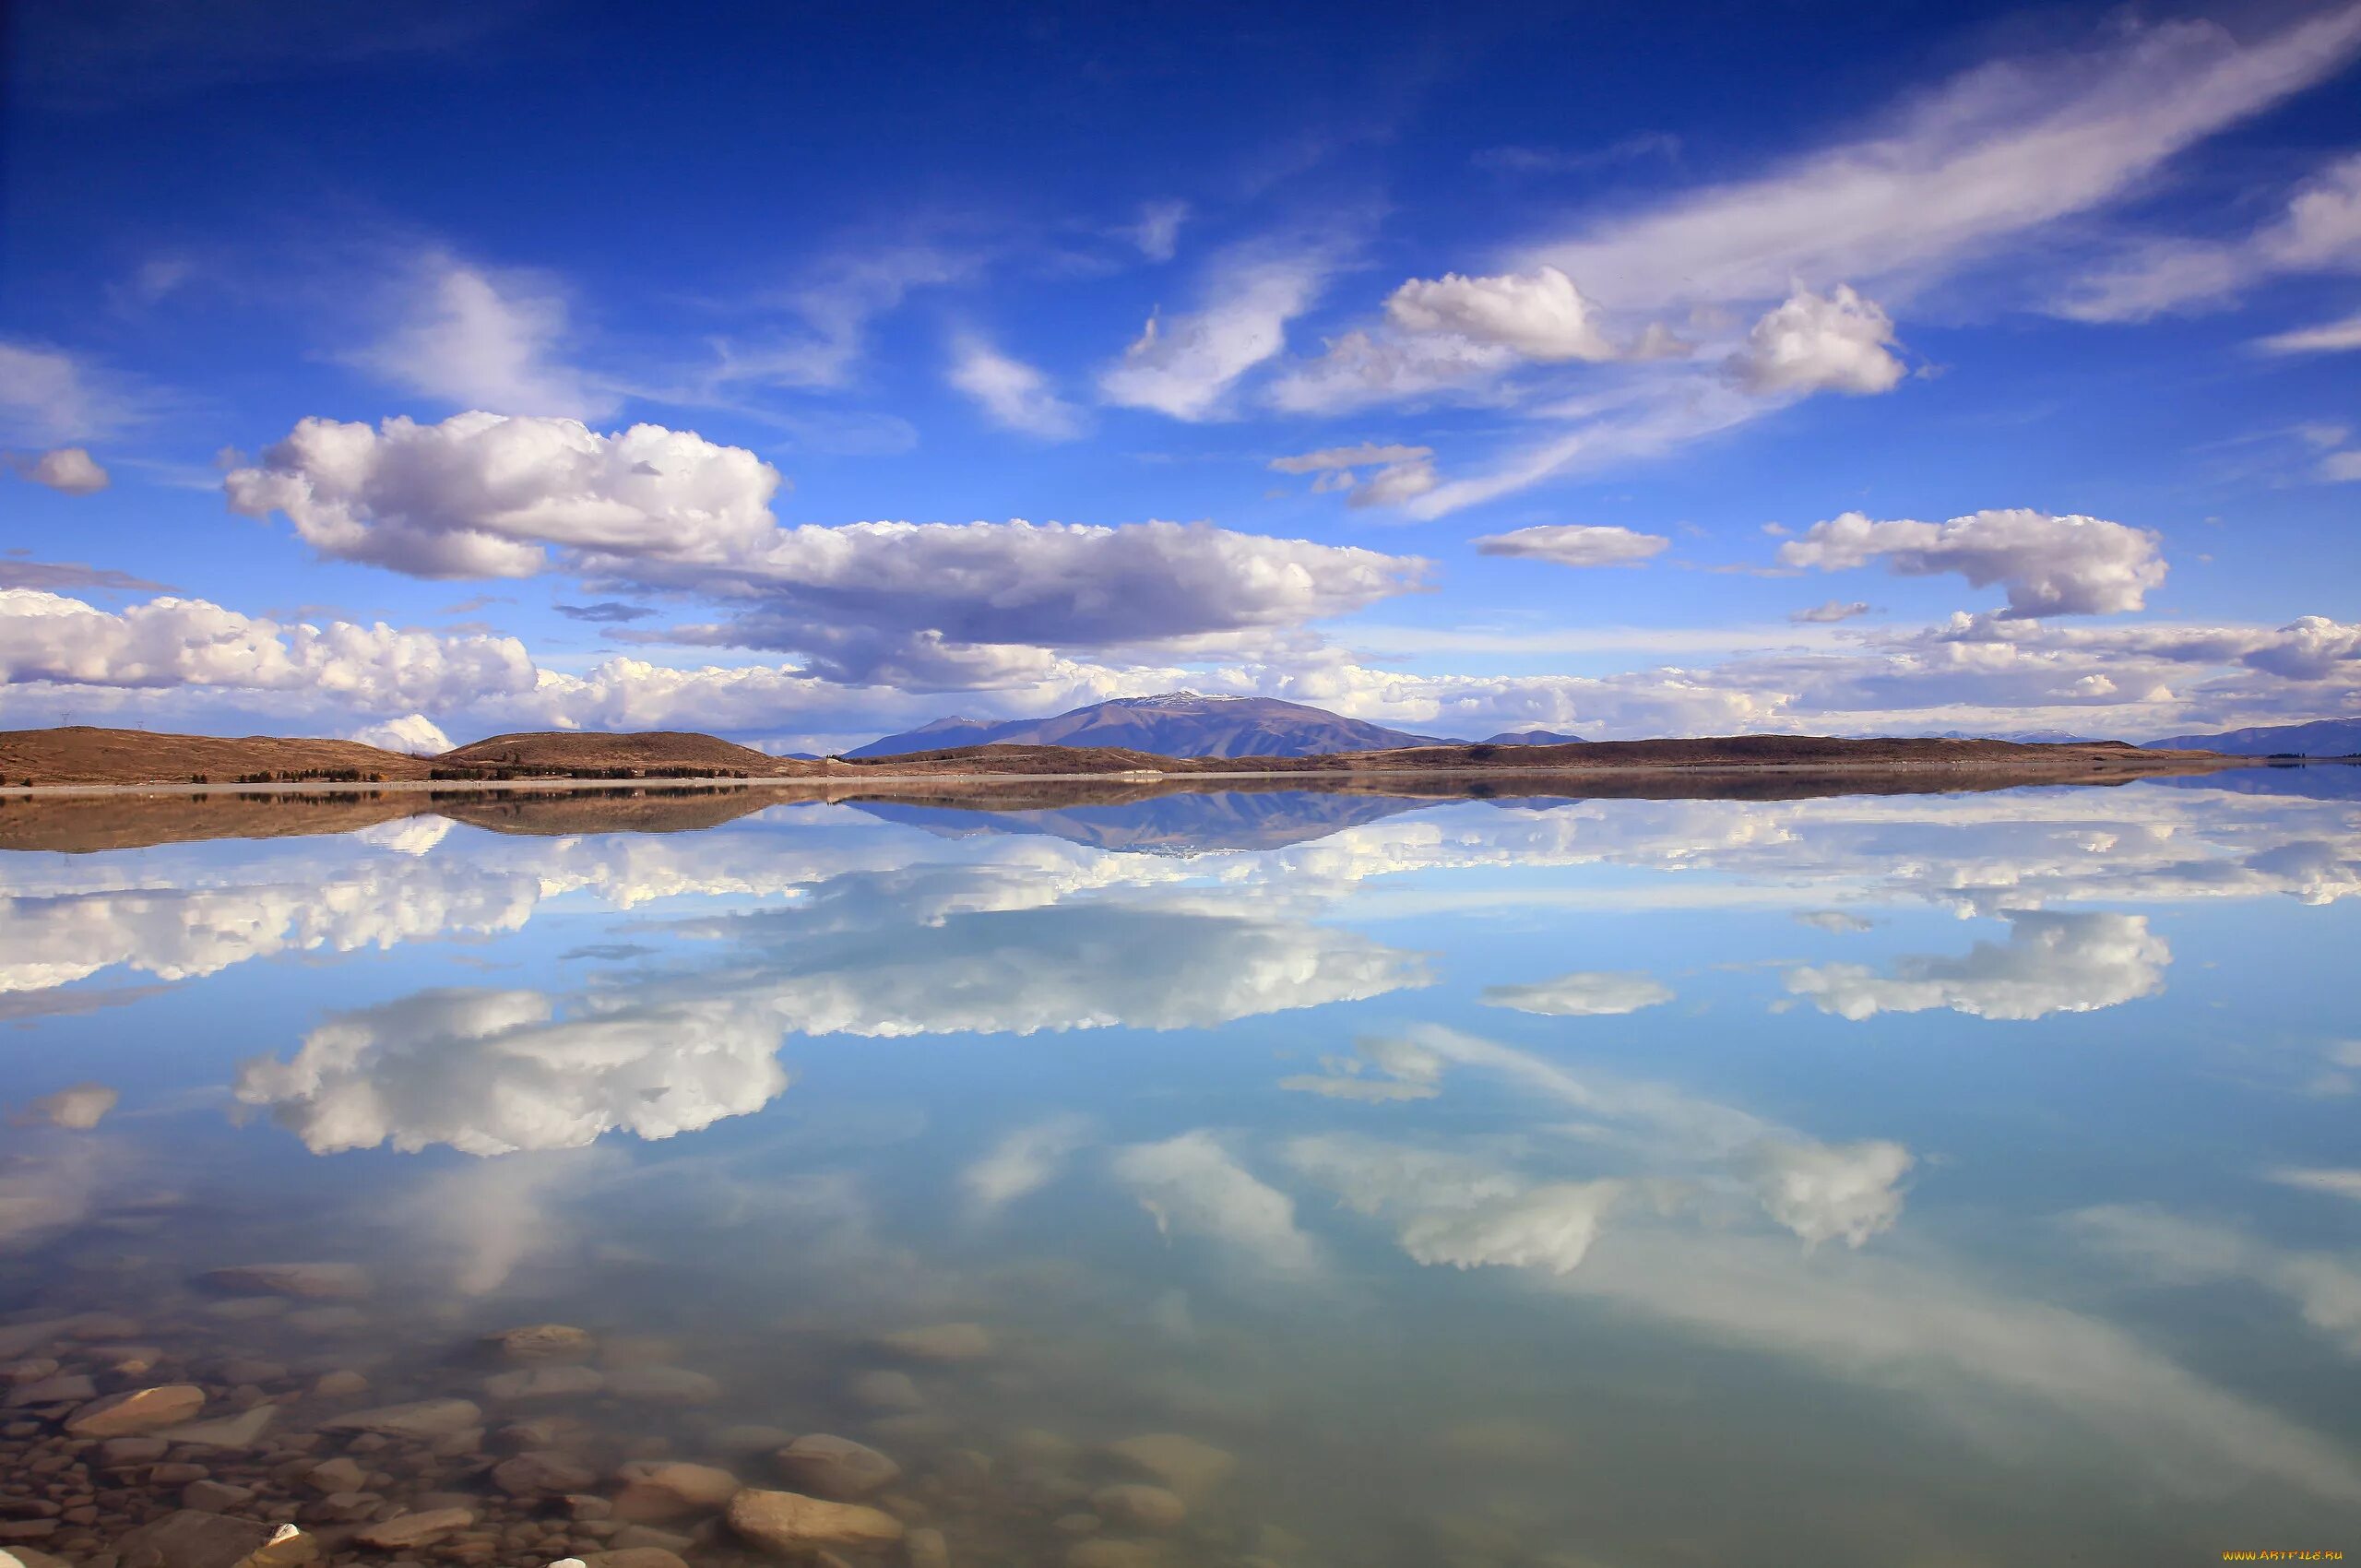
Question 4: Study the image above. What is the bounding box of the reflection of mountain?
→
[2144,763,2361,802]
[854,790,1442,853]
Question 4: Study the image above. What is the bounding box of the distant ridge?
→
[2143,717,2361,756]
[848,692,1453,759]
[1484,729,1585,745]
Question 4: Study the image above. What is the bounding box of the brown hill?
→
[0,724,2232,791]
[0,726,432,786]
[437,731,809,778]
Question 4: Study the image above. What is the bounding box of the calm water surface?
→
[3,773,2357,1567]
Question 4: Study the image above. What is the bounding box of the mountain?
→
[845,692,1455,759]
[2143,718,2361,756]
[1485,730,1585,745]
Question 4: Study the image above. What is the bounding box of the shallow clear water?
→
[4,772,2358,1567]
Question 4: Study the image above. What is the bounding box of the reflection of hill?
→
[2143,762,2361,802]
[0,762,2226,854]
[855,790,1440,852]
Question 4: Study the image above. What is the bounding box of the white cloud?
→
[224,411,781,578]
[1111,1131,1320,1274]
[2070,1205,2361,1358]
[1729,285,1906,396]
[1786,909,2170,1021]
[1383,266,1619,362]
[356,255,613,420]
[2062,152,2361,322]
[1513,8,2361,311]
[1100,246,1337,420]
[233,986,792,1156]
[1750,1139,1913,1249]
[1269,442,1433,475]
[2255,312,2361,355]
[1265,328,1518,415]
[1777,508,2166,617]
[1474,524,1670,569]
[0,588,535,710]
[350,713,453,754]
[1397,1181,1621,1275]
[1791,600,1872,624]
[2271,1169,2361,1205]
[1267,442,1439,508]
[1479,968,1675,1016]
[8,447,110,495]
[1278,1034,1447,1102]
[962,1115,1093,1211]
[0,341,138,446]
[1122,199,1190,263]
[946,334,1085,440]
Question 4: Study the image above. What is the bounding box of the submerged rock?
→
[488,1324,597,1363]
[1090,1485,1185,1531]
[199,1264,371,1300]
[906,1526,950,1568]
[602,1366,719,1406]
[728,1490,905,1555]
[321,1398,483,1439]
[1065,1542,1164,1568]
[5,1373,95,1407]
[611,1460,741,1522]
[486,1365,606,1401]
[492,1451,600,1497]
[1105,1433,1235,1499]
[114,1514,315,1568]
[582,1553,688,1568]
[65,1384,205,1436]
[774,1433,901,1499]
[152,1406,277,1450]
[352,1511,474,1550]
[848,1371,923,1411]
[871,1324,993,1362]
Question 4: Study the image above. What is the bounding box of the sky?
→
[1,0,2357,754]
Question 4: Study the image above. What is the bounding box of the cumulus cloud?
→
[1397,1181,1621,1275]
[8,447,110,494]
[1265,328,1519,415]
[1383,266,1619,362]
[1729,285,1906,396]
[1791,600,1871,624]
[1750,1139,1913,1248]
[1479,968,1675,1016]
[1777,508,2166,617]
[1111,1131,1320,1274]
[1474,524,1670,569]
[224,411,781,578]
[1099,245,1335,420]
[947,333,1086,439]
[233,985,792,1156]
[350,713,453,754]
[1513,8,2361,311]
[355,254,613,420]
[1786,909,2170,1020]
[0,588,535,709]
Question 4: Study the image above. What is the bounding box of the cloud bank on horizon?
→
[3,0,2358,753]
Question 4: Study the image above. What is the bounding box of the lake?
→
[3,770,2356,1568]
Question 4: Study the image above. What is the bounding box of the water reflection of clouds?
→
[1785,909,2172,1021]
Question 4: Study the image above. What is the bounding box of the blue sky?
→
[2,0,2357,752]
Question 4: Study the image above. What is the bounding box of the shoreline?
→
[0,753,2267,800]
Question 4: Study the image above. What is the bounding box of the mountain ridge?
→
[848,692,1453,758]
[2143,717,2361,755]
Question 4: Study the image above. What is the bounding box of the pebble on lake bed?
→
[727,1489,905,1554]
[609,1460,741,1522]
[65,1384,204,1437]
[1089,1485,1186,1531]
[848,1370,924,1411]
[1104,1433,1235,1499]
[774,1433,902,1499]
[871,1324,994,1362]
[198,1264,371,1300]
[488,1324,598,1363]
